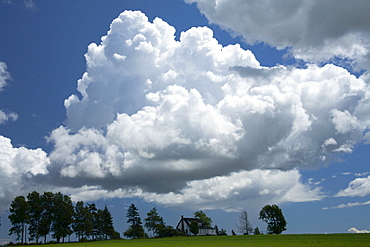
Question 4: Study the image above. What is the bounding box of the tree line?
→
[123,203,287,239]
[8,191,118,245]
[8,191,287,244]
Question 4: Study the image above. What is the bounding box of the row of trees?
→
[8,191,287,243]
[123,203,286,239]
[123,204,183,238]
[123,204,228,238]
[8,191,118,244]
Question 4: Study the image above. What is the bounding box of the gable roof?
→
[176,217,215,230]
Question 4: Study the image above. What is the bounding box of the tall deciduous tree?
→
[87,203,98,240]
[144,207,165,237]
[27,191,43,244]
[124,204,144,239]
[194,210,212,227]
[51,193,74,243]
[39,192,53,243]
[236,210,253,235]
[259,204,287,234]
[73,201,93,241]
[8,196,29,245]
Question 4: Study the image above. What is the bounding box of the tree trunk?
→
[21,223,24,245]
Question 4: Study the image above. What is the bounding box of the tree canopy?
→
[144,207,165,237]
[8,191,117,244]
[194,210,212,227]
[259,204,287,234]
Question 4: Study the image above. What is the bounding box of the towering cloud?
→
[1,8,370,212]
[44,11,369,210]
[185,0,370,66]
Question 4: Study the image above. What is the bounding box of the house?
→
[176,215,217,236]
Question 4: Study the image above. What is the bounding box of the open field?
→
[36,234,370,247]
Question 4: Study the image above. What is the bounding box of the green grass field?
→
[39,234,370,247]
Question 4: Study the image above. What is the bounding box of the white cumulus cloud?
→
[186,0,370,67]
[336,175,370,197]
[2,9,370,212]
[348,227,370,234]
[41,10,370,210]
[58,169,322,213]
[0,136,50,212]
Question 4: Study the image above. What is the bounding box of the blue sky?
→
[1,0,370,243]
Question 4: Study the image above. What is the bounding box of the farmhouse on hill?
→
[176,215,217,236]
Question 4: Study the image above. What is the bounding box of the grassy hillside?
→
[37,234,370,247]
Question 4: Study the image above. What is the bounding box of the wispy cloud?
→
[0,110,18,124]
[2,0,37,11]
[323,200,370,210]
[0,62,10,91]
[23,0,36,11]
[0,62,18,125]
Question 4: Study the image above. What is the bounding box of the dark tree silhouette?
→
[27,191,43,244]
[259,204,287,234]
[236,210,253,235]
[194,210,212,227]
[8,196,29,245]
[144,207,165,237]
[189,221,199,236]
[124,204,144,239]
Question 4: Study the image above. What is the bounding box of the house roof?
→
[176,217,215,230]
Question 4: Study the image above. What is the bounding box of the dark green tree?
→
[100,205,115,240]
[194,210,212,227]
[8,195,29,245]
[236,210,253,235]
[214,225,227,235]
[253,227,262,235]
[39,192,54,243]
[218,228,227,235]
[157,225,179,237]
[27,191,43,244]
[88,203,99,240]
[110,230,121,239]
[73,201,93,241]
[259,204,287,234]
[51,193,74,243]
[124,204,144,239]
[144,207,165,237]
[189,221,199,236]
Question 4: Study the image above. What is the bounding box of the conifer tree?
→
[124,204,144,239]
[145,207,165,237]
